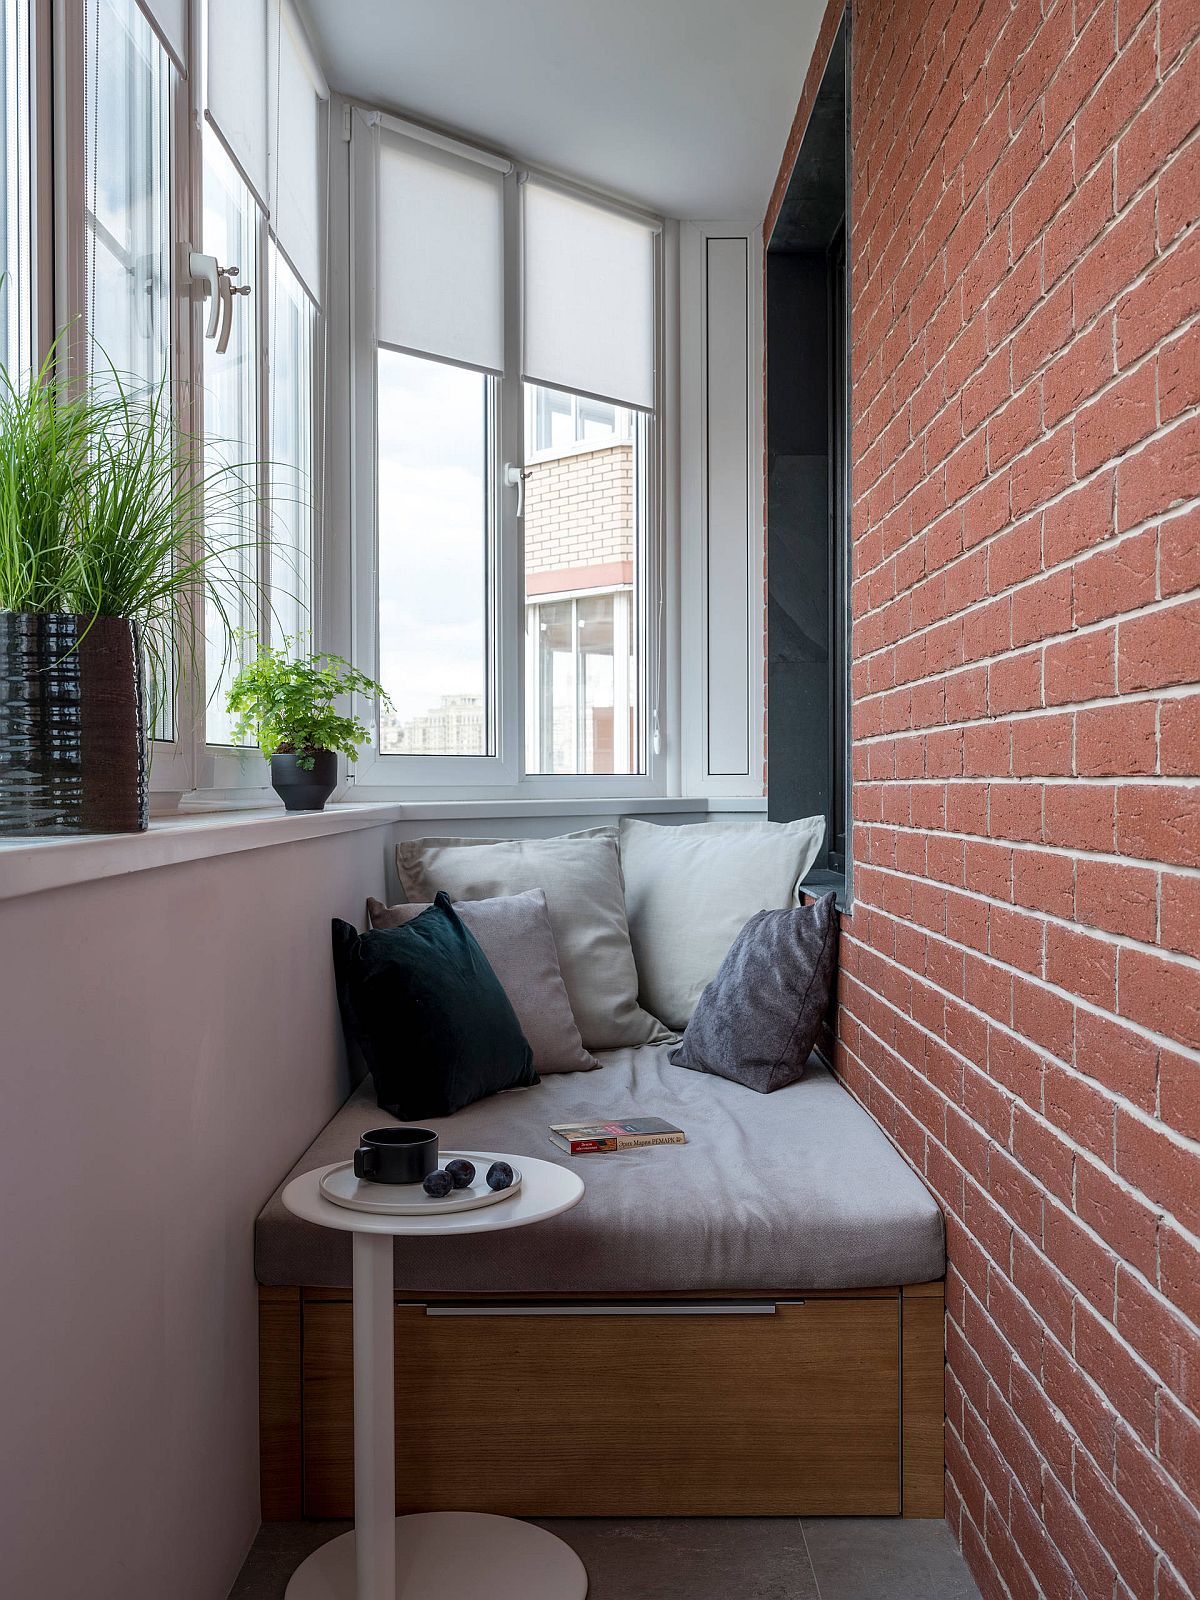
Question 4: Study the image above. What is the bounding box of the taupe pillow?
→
[619,815,826,1030]
[669,893,838,1093]
[395,833,672,1051]
[367,889,598,1075]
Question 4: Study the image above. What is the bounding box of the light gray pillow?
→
[395,834,672,1051]
[367,888,599,1075]
[619,815,827,1030]
[670,893,838,1092]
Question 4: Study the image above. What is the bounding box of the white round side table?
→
[280,1153,586,1600]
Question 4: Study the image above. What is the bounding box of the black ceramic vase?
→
[270,749,337,811]
[0,612,148,835]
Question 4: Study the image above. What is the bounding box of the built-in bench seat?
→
[255,1048,947,1522]
[256,1046,945,1293]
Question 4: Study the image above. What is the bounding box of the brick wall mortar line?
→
[850,871,1200,1055]
[850,281,1198,538]
[857,816,1200,884]
[856,838,1200,974]
[852,443,1198,637]
[949,1272,1190,1581]
[840,919,1200,1128]
[837,1028,1199,1562]
[850,92,1200,459]
[838,995,1196,1293]
[850,508,1197,663]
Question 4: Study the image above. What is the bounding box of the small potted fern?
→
[225,645,391,811]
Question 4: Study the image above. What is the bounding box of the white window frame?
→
[193,1,326,797]
[54,0,195,798]
[343,104,676,803]
[52,0,327,806]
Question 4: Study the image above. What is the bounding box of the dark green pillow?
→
[332,891,538,1119]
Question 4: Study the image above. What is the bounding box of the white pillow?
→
[395,831,672,1051]
[619,816,826,1030]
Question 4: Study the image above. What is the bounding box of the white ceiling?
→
[301,0,825,220]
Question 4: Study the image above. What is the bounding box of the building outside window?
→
[522,382,640,775]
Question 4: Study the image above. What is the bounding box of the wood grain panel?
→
[259,1286,303,1520]
[301,1298,901,1518]
[901,1283,945,1517]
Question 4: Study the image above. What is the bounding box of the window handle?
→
[216,278,251,356]
[504,463,529,518]
[188,250,222,341]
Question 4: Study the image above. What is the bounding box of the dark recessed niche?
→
[766,10,851,892]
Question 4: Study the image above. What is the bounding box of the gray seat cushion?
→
[255,1046,945,1294]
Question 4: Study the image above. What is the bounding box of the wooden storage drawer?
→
[300,1296,901,1518]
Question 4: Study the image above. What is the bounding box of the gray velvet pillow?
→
[367,889,600,1075]
[669,893,838,1092]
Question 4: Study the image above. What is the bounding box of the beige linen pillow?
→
[395,833,671,1051]
[618,815,827,1030]
[367,889,598,1074]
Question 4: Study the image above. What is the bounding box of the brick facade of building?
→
[767,3,1199,1596]
[524,441,634,585]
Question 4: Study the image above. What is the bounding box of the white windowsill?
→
[0,793,766,901]
[0,803,406,902]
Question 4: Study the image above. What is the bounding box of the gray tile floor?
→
[228,1516,983,1599]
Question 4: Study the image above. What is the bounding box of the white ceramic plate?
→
[319,1152,523,1216]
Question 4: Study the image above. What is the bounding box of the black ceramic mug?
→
[353,1127,438,1185]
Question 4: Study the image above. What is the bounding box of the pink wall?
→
[0,822,394,1600]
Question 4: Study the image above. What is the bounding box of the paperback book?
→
[548,1117,686,1154]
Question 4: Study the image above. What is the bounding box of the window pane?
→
[268,241,314,652]
[85,0,175,736]
[203,132,260,746]
[523,382,642,774]
[0,0,31,377]
[85,0,171,393]
[377,348,490,757]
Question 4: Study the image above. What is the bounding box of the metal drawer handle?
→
[421,1301,786,1317]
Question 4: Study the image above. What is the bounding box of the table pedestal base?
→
[284,1511,588,1599]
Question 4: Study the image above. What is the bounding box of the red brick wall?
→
[770,3,1199,1597]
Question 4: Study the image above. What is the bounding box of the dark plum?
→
[445,1158,476,1190]
[486,1160,514,1191]
[422,1169,453,1198]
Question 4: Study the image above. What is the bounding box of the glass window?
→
[532,386,624,454]
[202,130,260,746]
[376,348,491,757]
[268,240,315,652]
[84,0,175,736]
[0,0,31,378]
[525,590,634,775]
[359,129,660,790]
[84,0,171,393]
[523,383,644,775]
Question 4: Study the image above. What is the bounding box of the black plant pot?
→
[271,749,338,812]
[0,612,148,836]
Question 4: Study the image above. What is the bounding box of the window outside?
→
[522,382,643,775]
[0,0,31,378]
[202,130,260,746]
[376,348,491,757]
[268,239,315,652]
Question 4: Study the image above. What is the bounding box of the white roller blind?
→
[268,1,327,297]
[136,0,186,70]
[522,179,657,411]
[207,0,269,205]
[376,130,505,374]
